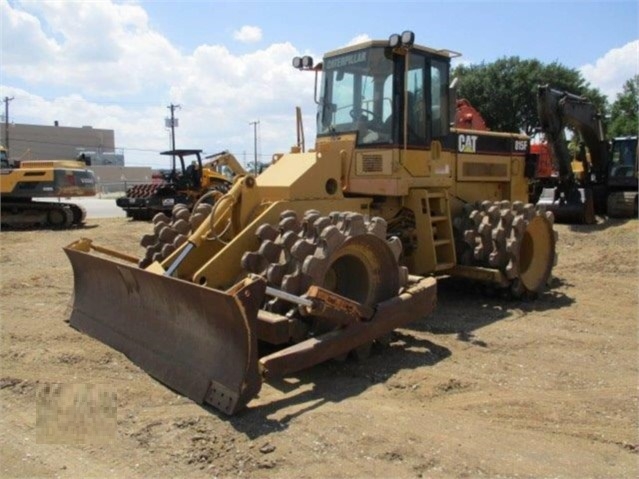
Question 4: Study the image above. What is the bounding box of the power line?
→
[6,136,162,153]
[5,135,277,160]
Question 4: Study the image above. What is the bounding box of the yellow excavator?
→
[64,31,557,414]
[1,145,97,228]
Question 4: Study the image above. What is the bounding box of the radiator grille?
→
[362,155,383,173]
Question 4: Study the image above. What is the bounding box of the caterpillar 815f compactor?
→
[64,31,557,415]
[1,146,97,228]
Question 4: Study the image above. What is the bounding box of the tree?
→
[453,57,606,135]
[608,75,638,137]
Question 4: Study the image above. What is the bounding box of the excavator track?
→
[1,200,87,229]
[453,200,557,297]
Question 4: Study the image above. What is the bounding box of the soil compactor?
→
[64,31,557,415]
[1,146,96,228]
[116,149,238,220]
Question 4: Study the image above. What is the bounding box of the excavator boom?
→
[535,85,609,223]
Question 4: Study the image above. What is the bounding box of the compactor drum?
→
[64,31,557,414]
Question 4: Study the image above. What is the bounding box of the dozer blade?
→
[63,246,266,415]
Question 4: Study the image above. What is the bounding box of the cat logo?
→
[458,134,478,153]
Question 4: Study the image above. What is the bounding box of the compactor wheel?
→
[454,200,558,298]
[241,210,408,356]
[138,203,212,268]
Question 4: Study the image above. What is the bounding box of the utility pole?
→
[166,103,181,169]
[3,96,14,156]
[249,120,259,174]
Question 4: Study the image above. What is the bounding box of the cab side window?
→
[431,60,449,138]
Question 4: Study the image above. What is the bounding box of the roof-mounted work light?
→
[292,55,314,70]
[388,33,401,49]
[388,30,416,50]
[401,30,415,48]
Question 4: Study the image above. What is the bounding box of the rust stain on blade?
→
[63,247,265,414]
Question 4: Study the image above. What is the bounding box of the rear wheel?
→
[454,200,557,298]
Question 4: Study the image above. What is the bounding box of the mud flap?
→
[63,246,266,415]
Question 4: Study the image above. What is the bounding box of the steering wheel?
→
[350,108,383,128]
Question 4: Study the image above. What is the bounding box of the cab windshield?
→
[317,45,451,147]
[318,46,395,145]
[609,138,637,178]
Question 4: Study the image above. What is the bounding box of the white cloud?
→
[0,1,316,166]
[346,34,371,47]
[233,25,262,43]
[0,0,60,63]
[580,40,639,101]
[1,0,182,96]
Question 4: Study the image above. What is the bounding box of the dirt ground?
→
[1,216,637,479]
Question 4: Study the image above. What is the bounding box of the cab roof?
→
[324,39,461,61]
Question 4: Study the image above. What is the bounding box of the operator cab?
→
[609,137,638,179]
[296,31,458,150]
[160,149,204,189]
[0,147,10,169]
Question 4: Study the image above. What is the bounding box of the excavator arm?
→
[535,85,608,223]
[204,150,248,177]
[536,85,607,182]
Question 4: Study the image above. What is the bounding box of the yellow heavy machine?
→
[64,31,557,414]
[116,149,239,220]
[1,145,97,228]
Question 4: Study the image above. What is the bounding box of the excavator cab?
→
[0,146,9,169]
[607,136,638,217]
[609,137,638,180]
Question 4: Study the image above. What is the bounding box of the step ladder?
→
[424,191,456,272]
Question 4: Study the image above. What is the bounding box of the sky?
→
[1,0,638,168]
